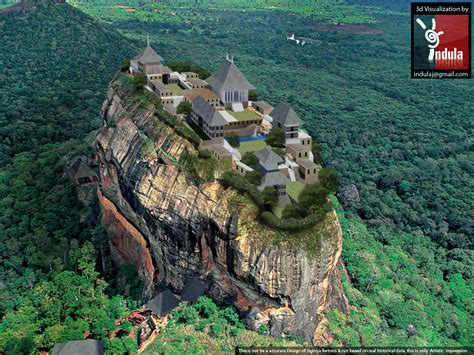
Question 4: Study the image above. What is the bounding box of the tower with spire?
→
[206,54,255,111]
[129,34,165,80]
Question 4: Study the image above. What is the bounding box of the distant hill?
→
[0,0,135,165]
[0,1,136,352]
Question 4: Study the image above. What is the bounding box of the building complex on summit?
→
[129,39,321,207]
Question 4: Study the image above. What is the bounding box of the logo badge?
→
[411,2,471,79]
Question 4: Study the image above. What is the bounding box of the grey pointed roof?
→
[192,97,228,127]
[254,148,284,172]
[206,60,255,92]
[145,289,180,317]
[136,45,163,64]
[181,277,206,304]
[71,160,97,180]
[259,171,287,189]
[270,103,302,126]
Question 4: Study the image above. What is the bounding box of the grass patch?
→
[227,109,261,122]
[238,140,268,154]
[166,83,184,95]
[273,206,284,218]
[287,181,305,202]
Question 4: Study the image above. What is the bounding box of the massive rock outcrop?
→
[93,76,348,344]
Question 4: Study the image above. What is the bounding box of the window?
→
[305,152,308,157]
[307,169,310,174]
[313,169,316,173]
[299,153,301,158]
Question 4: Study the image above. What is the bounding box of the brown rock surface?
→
[93,77,348,344]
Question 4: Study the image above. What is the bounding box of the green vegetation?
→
[221,171,329,231]
[0,1,141,353]
[318,167,339,193]
[311,142,323,164]
[166,83,184,95]
[0,1,133,165]
[0,0,17,9]
[241,151,258,167]
[227,108,261,122]
[167,61,211,79]
[266,128,286,148]
[176,100,192,115]
[120,58,131,73]
[0,143,140,353]
[286,180,305,202]
[249,89,258,101]
[139,131,157,159]
[238,140,268,154]
[329,196,473,347]
[225,132,240,147]
[132,72,147,91]
[69,0,394,25]
[143,297,300,354]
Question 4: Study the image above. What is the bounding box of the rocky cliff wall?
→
[93,77,348,344]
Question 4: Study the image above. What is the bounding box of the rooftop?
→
[187,77,208,86]
[206,59,255,92]
[181,278,206,304]
[71,160,97,180]
[144,289,180,317]
[211,145,232,156]
[253,101,274,111]
[192,96,228,127]
[287,143,309,152]
[260,171,287,189]
[270,103,303,126]
[227,108,261,122]
[183,88,218,101]
[255,148,284,172]
[149,79,167,90]
[136,45,163,64]
[298,159,318,169]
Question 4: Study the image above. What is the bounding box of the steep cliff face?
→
[93,77,348,344]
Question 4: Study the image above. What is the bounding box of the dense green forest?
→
[70,0,473,347]
[0,1,140,352]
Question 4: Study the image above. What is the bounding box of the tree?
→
[241,152,258,167]
[198,149,212,159]
[225,132,240,147]
[120,59,130,73]
[176,100,192,116]
[311,142,323,164]
[249,89,257,101]
[282,204,305,219]
[262,187,278,209]
[133,73,147,92]
[245,171,261,185]
[266,128,285,148]
[299,185,330,210]
[319,168,339,193]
